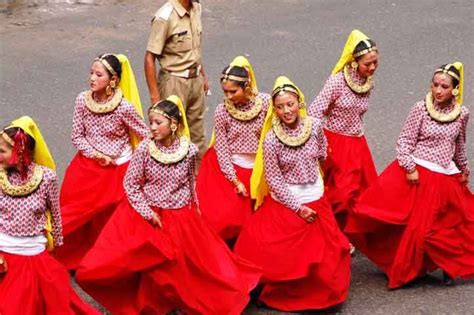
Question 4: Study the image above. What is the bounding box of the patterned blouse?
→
[124,138,198,220]
[397,100,470,175]
[71,91,149,159]
[263,117,327,211]
[0,164,63,246]
[308,68,371,136]
[214,92,271,181]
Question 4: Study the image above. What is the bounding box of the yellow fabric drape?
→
[116,54,144,149]
[331,29,370,75]
[167,95,191,138]
[7,116,55,251]
[208,55,258,147]
[250,76,308,210]
[452,61,464,105]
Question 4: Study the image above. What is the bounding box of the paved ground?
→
[1,0,473,313]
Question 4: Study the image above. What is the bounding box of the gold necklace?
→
[343,64,374,94]
[425,92,461,123]
[224,95,262,121]
[0,165,44,196]
[149,136,190,164]
[84,88,123,114]
[272,116,312,147]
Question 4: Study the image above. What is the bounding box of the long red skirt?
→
[56,153,129,270]
[76,199,261,315]
[0,251,99,315]
[196,147,253,241]
[345,161,474,288]
[234,196,351,311]
[323,129,377,230]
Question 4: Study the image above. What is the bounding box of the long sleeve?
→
[189,149,199,206]
[396,104,423,172]
[453,110,470,175]
[120,102,149,142]
[46,172,63,246]
[124,143,154,220]
[315,119,328,161]
[214,108,238,182]
[308,75,342,120]
[263,136,301,211]
[71,95,97,158]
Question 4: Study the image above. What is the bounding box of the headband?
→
[434,64,460,82]
[94,54,117,76]
[353,40,378,58]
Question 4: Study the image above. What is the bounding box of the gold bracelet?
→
[406,168,417,174]
[230,178,242,187]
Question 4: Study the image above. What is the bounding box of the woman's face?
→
[431,73,454,105]
[149,112,173,142]
[0,136,13,170]
[89,61,114,94]
[221,80,248,104]
[357,51,379,78]
[273,92,300,128]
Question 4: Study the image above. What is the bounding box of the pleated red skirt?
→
[56,153,128,270]
[76,199,261,315]
[323,129,377,230]
[345,161,474,288]
[196,147,253,241]
[0,251,99,315]
[234,196,351,311]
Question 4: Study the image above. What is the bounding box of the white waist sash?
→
[231,153,256,169]
[114,146,133,165]
[0,232,46,256]
[412,156,460,175]
[272,174,325,205]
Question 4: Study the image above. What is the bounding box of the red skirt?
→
[76,199,261,315]
[234,196,351,311]
[56,153,129,270]
[345,161,474,288]
[0,251,99,315]
[323,129,377,230]
[196,147,253,241]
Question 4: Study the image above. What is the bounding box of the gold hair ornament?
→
[148,136,190,164]
[344,64,374,94]
[272,116,312,147]
[0,165,44,196]
[94,55,117,76]
[224,94,263,121]
[353,44,378,58]
[85,88,123,114]
[425,92,461,123]
[434,64,460,82]
[0,131,15,147]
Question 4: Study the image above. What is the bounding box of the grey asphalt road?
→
[1,0,474,314]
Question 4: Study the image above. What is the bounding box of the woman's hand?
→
[232,179,248,197]
[406,169,419,185]
[98,155,114,167]
[150,213,163,229]
[459,173,469,185]
[0,254,8,273]
[297,205,317,223]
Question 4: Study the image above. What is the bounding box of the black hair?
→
[435,64,460,88]
[97,53,122,78]
[149,100,182,125]
[353,39,377,60]
[220,65,249,88]
[3,127,36,152]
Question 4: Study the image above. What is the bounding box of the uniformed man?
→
[144,0,208,161]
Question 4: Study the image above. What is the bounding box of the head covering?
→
[332,29,375,75]
[209,56,259,147]
[250,76,307,209]
[434,62,464,105]
[6,116,55,170]
[115,54,145,149]
[161,95,191,138]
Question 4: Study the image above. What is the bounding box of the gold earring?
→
[299,102,306,109]
[110,81,116,89]
[106,85,113,96]
[351,61,358,69]
[452,88,459,97]
[170,124,178,135]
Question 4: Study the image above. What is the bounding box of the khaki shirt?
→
[147,0,202,72]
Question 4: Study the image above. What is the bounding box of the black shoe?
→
[442,271,454,286]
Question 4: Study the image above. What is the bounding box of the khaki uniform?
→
[147,0,206,158]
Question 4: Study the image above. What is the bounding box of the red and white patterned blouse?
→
[0,164,63,246]
[214,92,271,181]
[71,91,149,159]
[124,138,198,220]
[308,68,371,136]
[263,117,327,211]
[397,100,470,175]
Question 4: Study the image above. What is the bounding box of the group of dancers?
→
[0,29,473,314]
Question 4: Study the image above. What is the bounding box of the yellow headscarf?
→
[5,116,55,251]
[208,55,258,147]
[331,29,371,75]
[166,95,191,138]
[116,54,144,149]
[250,76,307,210]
